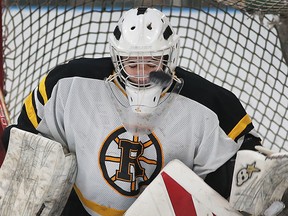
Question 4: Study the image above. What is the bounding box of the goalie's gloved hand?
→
[229,150,288,216]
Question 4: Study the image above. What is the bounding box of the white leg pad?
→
[0,128,77,216]
[125,159,241,216]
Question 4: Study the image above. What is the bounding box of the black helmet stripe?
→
[137,7,147,15]
[163,26,173,40]
[113,26,121,40]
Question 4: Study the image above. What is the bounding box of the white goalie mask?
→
[106,7,183,135]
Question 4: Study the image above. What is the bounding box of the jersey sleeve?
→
[192,111,241,179]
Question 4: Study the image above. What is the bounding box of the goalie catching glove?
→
[0,128,77,216]
[230,148,288,216]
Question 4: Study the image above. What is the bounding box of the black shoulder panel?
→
[175,66,254,138]
[45,57,114,99]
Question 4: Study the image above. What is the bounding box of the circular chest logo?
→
[99,126,163,196]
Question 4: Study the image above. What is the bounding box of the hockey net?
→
[1,0,288,153]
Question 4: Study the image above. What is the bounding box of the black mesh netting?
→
[2,0,288,152]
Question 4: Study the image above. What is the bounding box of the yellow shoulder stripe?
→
[74,184,126,216]
[24,92,39,128]
[38,75,48,104]
[228,114,252,140]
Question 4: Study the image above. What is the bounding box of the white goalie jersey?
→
[3,57,258,215]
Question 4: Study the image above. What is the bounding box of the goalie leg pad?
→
[125,159,241,216]
[0,128,77,216]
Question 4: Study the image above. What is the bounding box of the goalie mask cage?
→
[1,0,287,152]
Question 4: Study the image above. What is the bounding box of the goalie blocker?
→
[0,128,77,216]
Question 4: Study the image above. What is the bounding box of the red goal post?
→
[0,0,288,163]
[0,0,10,166]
